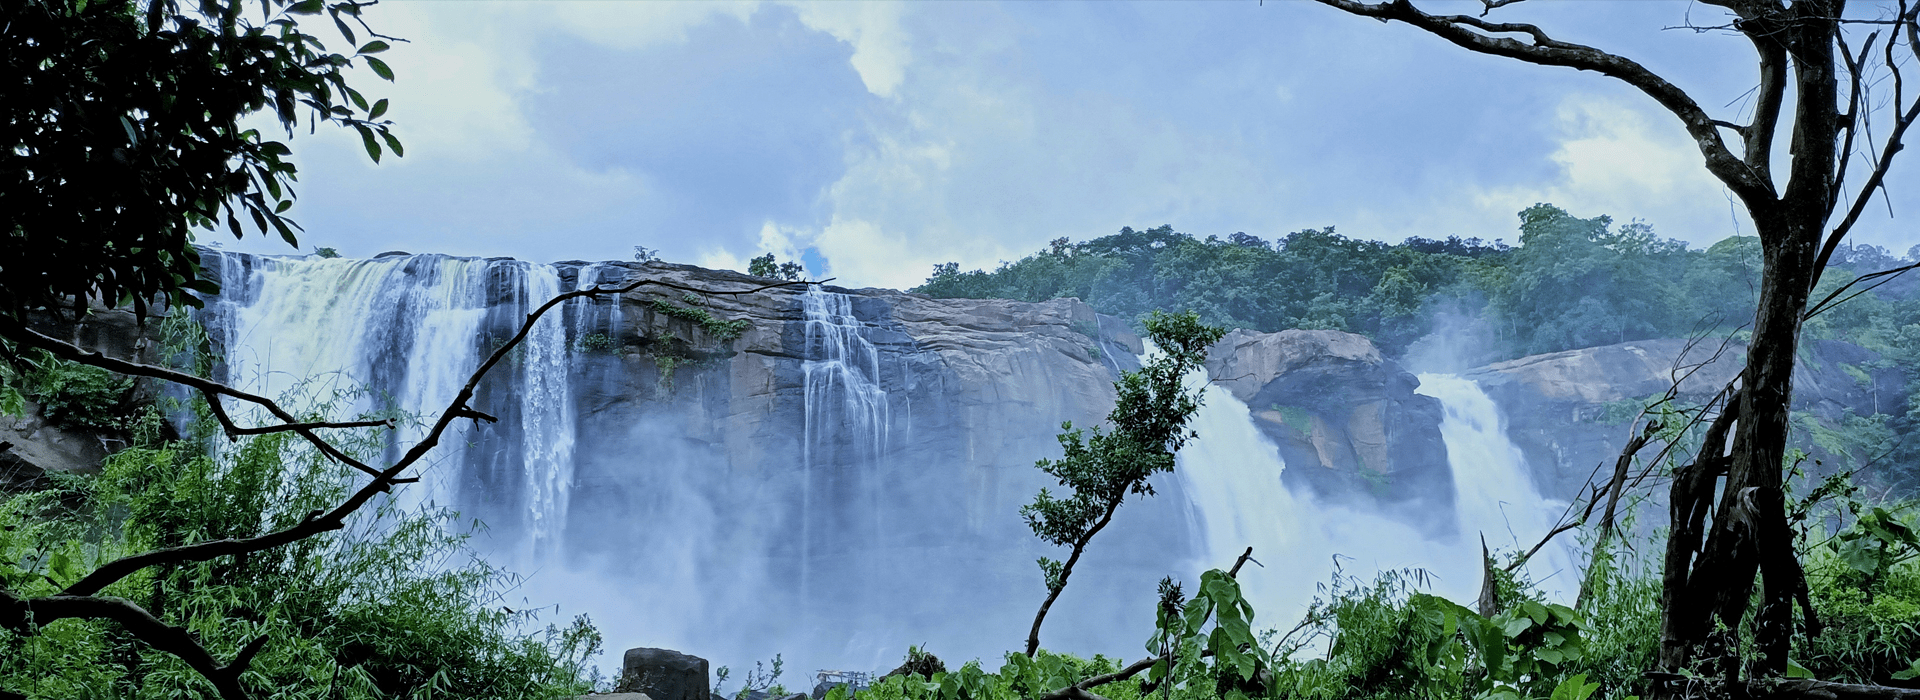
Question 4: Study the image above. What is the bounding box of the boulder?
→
[1,400,116,489]
[1204,329,1453,531]
[617,648,708,700]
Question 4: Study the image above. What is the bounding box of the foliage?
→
[1022,311,1225,598]
[748,253,806,281]
[917,226,1495,354]
[831,650,1142,700]
[0,403,601,698]
[1263,556,1653,700]
[1147,570,1271,700]
[2,0,401,319]
[314,247,342,259]
[1794,489,1920,686]
[646,298,751,341]
[5,349,141,431]
[912,207,1917,368]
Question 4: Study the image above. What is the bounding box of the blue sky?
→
[224,0,1920,291]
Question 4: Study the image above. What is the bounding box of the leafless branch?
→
[1814,3,1920,283]
[0,590,258,700]
[1310,0,1774,205]
[1804,260,1920,320]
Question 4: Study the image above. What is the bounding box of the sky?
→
[221,0,1920,291]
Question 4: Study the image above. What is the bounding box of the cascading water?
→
[796,284,895,659]
[202,252,598,561]
[1418,373,1577,589]
[1178,369,1575,633]
[514,265,577,558]
[199,251,1582,677]
[801,285,891,467]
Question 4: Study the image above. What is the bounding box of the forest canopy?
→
[912,204,1919,365]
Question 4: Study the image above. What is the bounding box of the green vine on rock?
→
[647,299,751,342]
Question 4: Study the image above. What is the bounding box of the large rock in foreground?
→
[618,648,708,700]
[1205,329,1452,530]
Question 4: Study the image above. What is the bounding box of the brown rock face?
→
[1204,329,1453,531]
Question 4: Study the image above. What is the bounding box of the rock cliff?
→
[1204,329,1452,530]
[1468,337,1909,498]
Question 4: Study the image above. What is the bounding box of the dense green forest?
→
[913,204,1918,366]
[914,203,1920,491]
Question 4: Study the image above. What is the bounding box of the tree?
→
[747,252,805,281]
[1308,0,1920,694]
[2,0,402,321]
[1021,310,1226,657]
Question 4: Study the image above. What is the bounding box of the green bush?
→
[0,407,600,698]
[17,350,139,431]
[1797,504,1920,686]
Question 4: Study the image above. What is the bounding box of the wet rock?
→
[1205,329,1453,530]
[618,648,708,700]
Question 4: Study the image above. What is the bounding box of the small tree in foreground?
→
[1021,310,1226,657]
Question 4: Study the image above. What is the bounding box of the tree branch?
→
[1310,0,1775,206]
[0,590,257,700]
[1813,5,1920,284]
[1025,498,1121,657]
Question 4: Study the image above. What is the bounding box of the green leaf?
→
[358,40,390,54]
[288,0,323,14]
[1502,616,1532,637]
[1786,659,1814,679]
[1522,600,1550,625]
[119,115,139,146]
[369,98,389,119]
[365,55,394,81]
[1892,657,1920,681]
[380,130,404,158]
[356,124,382,163]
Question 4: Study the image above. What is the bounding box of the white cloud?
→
[783,1,913,98]
[1472,94,1750,243]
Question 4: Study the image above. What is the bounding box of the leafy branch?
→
[1021,310,1225,657]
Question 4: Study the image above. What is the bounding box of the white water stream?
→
[1177,370,1576,631]
[205,252,602,562]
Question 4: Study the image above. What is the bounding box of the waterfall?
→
[516,264,576,558]
[1417,373,1577,589]
[801,285,890,467]
[1179,371,1575,632]
[796,284,893,651]
[202,251,589,560]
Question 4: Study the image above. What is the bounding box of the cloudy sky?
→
[224,0,1920,291]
